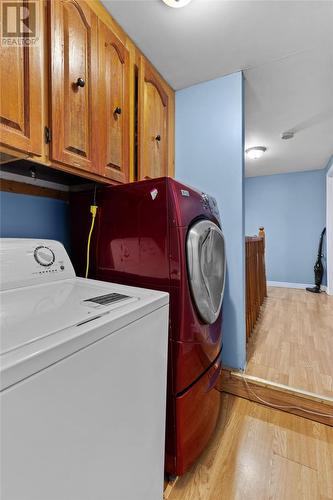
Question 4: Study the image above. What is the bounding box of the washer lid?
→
[0,277,169,390]
[186,220,226,324]
[0,279,138,356]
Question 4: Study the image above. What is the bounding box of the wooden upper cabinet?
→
[138,57,169,180]
[98,20,129,183]
[0,0,43,156]
[49,0,99,173]
[0,0,174,183]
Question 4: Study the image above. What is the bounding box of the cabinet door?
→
[138,58,168,179]
[49,0,98,173]
[98,20,129,183]
[0,0,43,156]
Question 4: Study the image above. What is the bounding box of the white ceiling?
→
[244,48,333,176]
[103,0,333,176]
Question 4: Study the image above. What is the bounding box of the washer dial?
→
[34,246,55,267]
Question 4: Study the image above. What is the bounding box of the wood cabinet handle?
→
[114,107,122,115]
[155,134,161,141]
[75,77,85,88]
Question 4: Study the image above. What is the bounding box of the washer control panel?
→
[0,239,75,291]
[31,242,67,277]
[34,246,55,267]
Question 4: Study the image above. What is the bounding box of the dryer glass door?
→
[186,220,226,324]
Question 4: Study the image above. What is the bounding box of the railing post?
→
[245,229,267,341]
[258,227,267,298]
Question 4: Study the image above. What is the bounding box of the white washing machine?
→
[0,239,169,500]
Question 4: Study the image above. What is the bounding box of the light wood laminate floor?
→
[246,287,333,398]
[169,394,333,500]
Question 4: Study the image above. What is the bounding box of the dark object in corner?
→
[306,227,326,294]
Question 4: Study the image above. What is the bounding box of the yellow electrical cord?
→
[85,204,98,278]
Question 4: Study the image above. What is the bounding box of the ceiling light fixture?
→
[245,146,267,160]
[162,0,192,8]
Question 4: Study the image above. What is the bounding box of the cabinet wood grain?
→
[49,0,99,173]
[98,20,129,183]
[138,57,169,180]
[0,0,43,156]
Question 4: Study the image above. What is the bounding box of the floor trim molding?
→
[163,476,179,499]
[219,369,333,427]
[268,280,327,291]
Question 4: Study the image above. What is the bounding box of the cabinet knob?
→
[114,107,122,115]
[76,77,85,88]
[155,134,161,142]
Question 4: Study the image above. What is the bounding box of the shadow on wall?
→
[0,191,70,252]
[221,269,241,370]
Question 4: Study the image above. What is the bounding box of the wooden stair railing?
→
[245,228,267,340]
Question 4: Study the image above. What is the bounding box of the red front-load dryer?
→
[70,177,226,475]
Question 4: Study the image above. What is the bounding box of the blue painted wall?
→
[0,191,70,251]
[176,72,246,370]
[245,169,326,285]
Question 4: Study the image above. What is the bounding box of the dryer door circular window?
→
[186,220,226,324]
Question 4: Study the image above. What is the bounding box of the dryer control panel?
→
[0,239,75,291]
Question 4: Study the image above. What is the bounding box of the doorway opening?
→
[239,49,333,419]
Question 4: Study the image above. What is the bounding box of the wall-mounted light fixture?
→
[162,0,192,8]
[245,146,267,160]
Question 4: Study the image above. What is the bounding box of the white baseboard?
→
[268,281,327,292]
